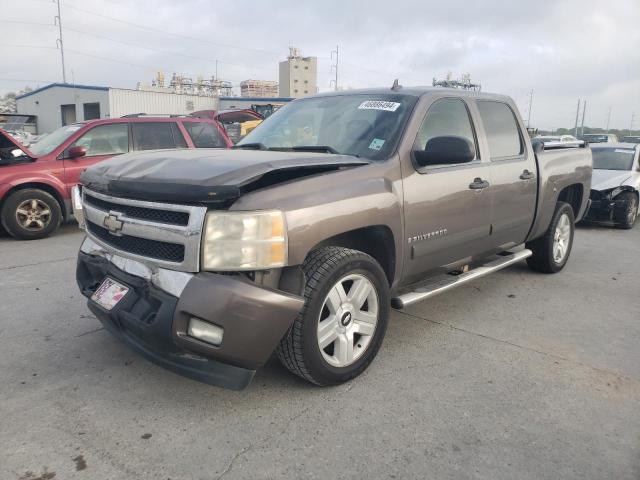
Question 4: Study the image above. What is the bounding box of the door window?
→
[71,124,129,156]
[414,98,478,159]
[477,101,523,159]
[183,122,228,148]
[132,123,181,150]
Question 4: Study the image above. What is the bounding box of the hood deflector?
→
[80,149,369,204]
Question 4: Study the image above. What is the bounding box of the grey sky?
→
[2,0,639,129]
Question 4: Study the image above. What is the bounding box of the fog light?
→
[187,318,224,346]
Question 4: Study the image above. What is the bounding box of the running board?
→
[391,249,532,309]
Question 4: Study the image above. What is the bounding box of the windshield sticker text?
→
[369,138,385,150]
[358,101,401,112]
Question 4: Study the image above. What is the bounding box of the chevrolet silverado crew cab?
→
[74,86,592,390]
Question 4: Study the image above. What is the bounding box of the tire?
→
[276,247,390,386]
[1,189,62,240]
[613,192,638,230]
[525,201,575,273]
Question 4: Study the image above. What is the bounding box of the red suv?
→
[0,116,232,239]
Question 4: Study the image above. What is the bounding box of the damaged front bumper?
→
[585,188,630,222]
[76,238,304,390]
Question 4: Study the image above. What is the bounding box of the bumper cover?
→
[77,252,303,390]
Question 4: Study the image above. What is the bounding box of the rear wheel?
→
[526,201,575,273]
[1,189,62,240]
[613,192,638,230]
[276,247,390,386]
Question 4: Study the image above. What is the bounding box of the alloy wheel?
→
[317,273,379,368]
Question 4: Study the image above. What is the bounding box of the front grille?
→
[87,221,185,263]
[84,194,189,226]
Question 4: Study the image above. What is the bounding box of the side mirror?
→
[67,145,87,159]
[413,136,475,167]
[531,139,545,154]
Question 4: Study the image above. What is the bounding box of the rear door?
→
[402,97,493,282]
[62,123,129,194]
[475,100,537,248]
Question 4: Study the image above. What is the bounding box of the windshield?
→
[29,124,83,156]
[591,148,635,171]
[537,136,560,142]
[237,94,418,160]
[584,135,608,143]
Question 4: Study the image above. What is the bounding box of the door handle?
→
[519,169,535,180]
[469,177,490,190]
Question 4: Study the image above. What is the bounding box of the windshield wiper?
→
[232,142,268,150]
[282,145,341,154]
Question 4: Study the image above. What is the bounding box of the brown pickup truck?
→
[74,86,592,390]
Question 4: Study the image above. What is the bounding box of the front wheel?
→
[276,247,390,386]
[613,192,638,230]
[1,189,62,240]
[526,201,575,273]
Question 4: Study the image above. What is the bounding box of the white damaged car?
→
[586,143,640,229]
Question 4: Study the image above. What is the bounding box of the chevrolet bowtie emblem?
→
[103,212,124,234]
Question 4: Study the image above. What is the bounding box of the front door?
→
[402,97,492,283]
[62,123,130,195]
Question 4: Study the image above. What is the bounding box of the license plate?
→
[91,277,130,311]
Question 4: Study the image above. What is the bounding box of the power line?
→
[60,2,282,57]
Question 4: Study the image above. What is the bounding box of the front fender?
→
[230,160,404,283]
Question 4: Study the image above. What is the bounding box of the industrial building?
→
[278,48,317,98]
[240,80,279,98]
[15,83,292,134]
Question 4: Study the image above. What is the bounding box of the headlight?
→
[71,185,85,229]
[201,210,287,271]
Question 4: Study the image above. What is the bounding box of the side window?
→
[71,124,128,157]
[182,122,227,148]
[132,123,176,150]
[477,101,523,159]
[415,98,477,158]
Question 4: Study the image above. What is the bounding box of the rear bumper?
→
[76,250,303,390]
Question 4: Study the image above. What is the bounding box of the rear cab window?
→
[182,121,228,148]
[476,101,524,160]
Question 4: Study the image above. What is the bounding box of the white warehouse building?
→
[16,83,291,134]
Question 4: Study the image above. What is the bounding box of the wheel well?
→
[1,183,67,217]
[557,184,583,217]
[311,225,396,286]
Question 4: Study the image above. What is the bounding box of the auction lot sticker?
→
[358,100,401,112]
[91,277,130,311]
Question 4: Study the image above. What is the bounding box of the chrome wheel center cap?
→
[340,311,353,327]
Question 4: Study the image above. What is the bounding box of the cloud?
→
[1,0,638,129]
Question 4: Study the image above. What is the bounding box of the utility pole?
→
[54,0,67,83]
[580,100,587,137]
[573,98,581,137]
[606,107,612,133]
[330,45,339,91]
[526,89,534,128]
[631,112,636,136]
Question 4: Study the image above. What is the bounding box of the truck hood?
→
[0,128,35,158]
[591,169,631,191]
[80,148,369,204]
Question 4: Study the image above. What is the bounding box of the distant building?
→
[240,80,279,98]
[278,48,317,98]
[15,83,293,134]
